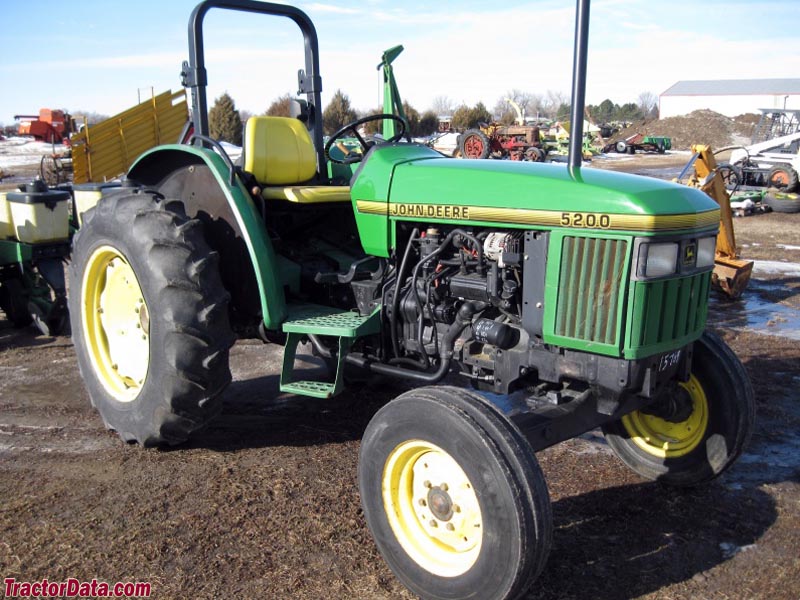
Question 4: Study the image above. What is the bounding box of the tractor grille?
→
[626,271,711,355]
[554,236,628,346]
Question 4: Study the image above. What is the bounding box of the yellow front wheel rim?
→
[382,440,483,577]
[81,246,150,403]
[623,374,709,459]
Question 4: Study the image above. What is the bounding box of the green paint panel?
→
[0,240,31,264]
[624,271,711,359]
[350,145,442,257]
[384,155,718,223]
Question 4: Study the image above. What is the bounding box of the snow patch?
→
[751,260,800,276]
[0,137,66,169]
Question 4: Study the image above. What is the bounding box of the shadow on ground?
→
[532,482,777,599]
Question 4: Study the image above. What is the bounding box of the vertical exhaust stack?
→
[568,0,591,170]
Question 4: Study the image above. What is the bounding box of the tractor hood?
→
[351,145,719,238]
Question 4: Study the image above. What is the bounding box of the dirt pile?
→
[609,110,760,151]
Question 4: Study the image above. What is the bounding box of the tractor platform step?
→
[280,380,336,398]
[279,303,381,398]
[282,303,380,337]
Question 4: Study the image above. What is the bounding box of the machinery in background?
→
[677,145,754,299]
[723,130,800,193]
[458,122,548,161]
[605,132,671,154]
[14,109,75,144]
[0,180,70,336]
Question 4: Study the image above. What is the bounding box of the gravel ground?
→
[1,156,798,599]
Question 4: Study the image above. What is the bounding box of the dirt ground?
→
[1,156,799,599]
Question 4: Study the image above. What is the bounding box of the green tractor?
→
[67,1,754,598]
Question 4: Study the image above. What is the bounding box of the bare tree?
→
[506,89,537,116]
[493,97,516,124]
[541,90,568,120]
[637,91,658,119]
[430,95,455,116]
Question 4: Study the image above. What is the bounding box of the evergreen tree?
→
[418,110,439,136]
[451,102,492,130]
[209,92,242,145]
[323,90,358,136]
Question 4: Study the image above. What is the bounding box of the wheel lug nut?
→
[418,499,426,507]
[429,520,437,528]
[440,483,449,492]
[446,523,455,531]
[453,504,461,513]
[423,480,432,489]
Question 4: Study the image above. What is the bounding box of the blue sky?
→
[1,0,799,125]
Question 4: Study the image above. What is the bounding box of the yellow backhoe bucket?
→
[712,255,754,299]
[681,145,754,299]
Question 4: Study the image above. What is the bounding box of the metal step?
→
[282,303,380,337]
[279,304,381,398]
[280,380,336,399]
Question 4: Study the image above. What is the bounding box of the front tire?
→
[359,386,552,600]
[68,190,234,446]
[602,331,754,486]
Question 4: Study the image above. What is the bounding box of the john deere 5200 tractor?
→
[68,1,754,598]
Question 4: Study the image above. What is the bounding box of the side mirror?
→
[290,99,309,123]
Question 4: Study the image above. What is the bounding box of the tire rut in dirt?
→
[68,190,235,446]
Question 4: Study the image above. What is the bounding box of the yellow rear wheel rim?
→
[81,246,150,403]
[382,440,483,577]
[622,374,709,459]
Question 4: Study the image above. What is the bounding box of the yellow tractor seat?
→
[244,116,351,204]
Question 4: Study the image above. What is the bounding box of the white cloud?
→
[0,52,183,72]
[303,3,360,15]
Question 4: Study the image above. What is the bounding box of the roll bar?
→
[181,0,325,172]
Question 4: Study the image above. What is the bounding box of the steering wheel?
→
[324,114,408,165]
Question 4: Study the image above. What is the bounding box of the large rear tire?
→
[763,192,800,214]
[459,129,491,160]
[359,386,552,600]
[767,164,799,192]
[68,190,234,446]
[602,331,754,486]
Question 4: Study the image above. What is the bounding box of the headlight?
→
[697,236,716,268]
[641,242,679,278]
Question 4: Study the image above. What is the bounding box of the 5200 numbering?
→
[560,212,612,229]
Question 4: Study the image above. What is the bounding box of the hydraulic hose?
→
[346,301,486,383]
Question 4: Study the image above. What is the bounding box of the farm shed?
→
[659,78,800,118]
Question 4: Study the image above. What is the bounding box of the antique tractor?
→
[67,1,754,599]
[458,123,548,161]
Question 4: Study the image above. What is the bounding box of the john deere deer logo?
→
[683,243,696,267]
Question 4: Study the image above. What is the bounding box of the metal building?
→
[659,79,800,118]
